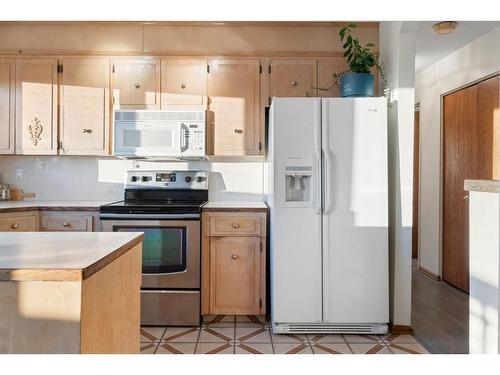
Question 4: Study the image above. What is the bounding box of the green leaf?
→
[347,35,352,44]
[366,42,375,47]
[339,27,347,40]
[343,40,350,49]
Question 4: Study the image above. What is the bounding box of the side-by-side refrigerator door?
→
[321,97,389,324]
[270,98,323,324]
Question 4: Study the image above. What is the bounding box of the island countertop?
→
[464,179,500,193]
[0,232,144,282]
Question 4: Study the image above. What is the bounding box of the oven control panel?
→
[125,170,208,190]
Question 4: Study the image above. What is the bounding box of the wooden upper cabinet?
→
[15,58,58,155]
[317,58,347,97]
[111,59,160,109]
[0,59,14,154]
[208,59,261,156]
[161,59,207,109]
[60,59,110,155]
[270,59,317,98]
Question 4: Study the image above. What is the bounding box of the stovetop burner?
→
[99,170,208,218]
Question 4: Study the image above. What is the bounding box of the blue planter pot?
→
[339,73,375,97]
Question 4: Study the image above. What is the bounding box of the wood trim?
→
[418,265,441,281]
[412,110,420,259]
[0,58,15,154]
[389,324,414,335]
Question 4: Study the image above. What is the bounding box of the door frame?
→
[439,71,500,280]
[412,105,420,259]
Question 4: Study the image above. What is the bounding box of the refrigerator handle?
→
[323,149,333,214]
[314,150,321,215]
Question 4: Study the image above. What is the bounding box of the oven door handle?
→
[99,213,200,220]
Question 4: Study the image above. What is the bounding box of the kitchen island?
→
[0,232,144,354]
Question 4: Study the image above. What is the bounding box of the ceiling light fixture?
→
[432,21,458,35]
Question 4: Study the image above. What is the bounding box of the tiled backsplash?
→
[0,156,266,202]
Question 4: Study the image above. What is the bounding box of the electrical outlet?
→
[16,167,23,181]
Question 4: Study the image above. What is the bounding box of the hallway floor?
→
[412,260,469,353]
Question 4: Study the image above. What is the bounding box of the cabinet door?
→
[208,59,260,156]
[317,58,348,97]
[15,58,58,155]
[209,236,261,315]
[60,59,110,155]
[270,59,317,98]
[161,59,207,109]
[0,59,14,154]
[111,59,160,109]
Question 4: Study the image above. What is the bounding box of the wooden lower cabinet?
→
[0,211,39,231]
[40,211,96,232]
[202,210,267,315]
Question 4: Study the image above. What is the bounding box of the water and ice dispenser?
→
[284,165,313,204]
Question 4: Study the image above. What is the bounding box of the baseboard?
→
[418,265,441,281]
[389,324,414,335]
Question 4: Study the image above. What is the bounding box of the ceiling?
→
[414,21,500,72]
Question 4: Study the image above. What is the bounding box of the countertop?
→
[0,200,113,213]
[0,232,144,282]
[203,201,268,212]
[464,179,500,194]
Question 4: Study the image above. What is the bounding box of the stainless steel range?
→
[99,170,208,326]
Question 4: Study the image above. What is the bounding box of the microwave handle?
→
[180,123,189,152]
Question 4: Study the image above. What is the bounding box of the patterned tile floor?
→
[140,315,429,354]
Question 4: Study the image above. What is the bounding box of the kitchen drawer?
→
[40,213,94,232]
[208,214,262,236]
[0,213,38,231]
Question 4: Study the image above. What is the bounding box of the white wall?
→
[379,21,416,327]
[0,156,266,202]
[415,26,500,277]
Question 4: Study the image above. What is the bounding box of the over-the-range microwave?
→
[113,110,212,160]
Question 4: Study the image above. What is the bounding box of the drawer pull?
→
[234,129,243,134]
[232,223,240,229]
[135,82,141,89]
[291,80,298,87]
[11,223,19,229]
[231,254,239,260]
[63,222,70,228]
[82,129,93,134]
[180,82,186,89]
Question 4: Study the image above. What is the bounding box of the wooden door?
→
[207,59,260,156]
[209,236,261,314]
[161,59,207,109]
[443,75,500,292]
[0,59,14,154]
[111,59,160,109]
[270,59,317,98]
[15,58,58,155]
[60,59,110,155]
[412,110,420,259]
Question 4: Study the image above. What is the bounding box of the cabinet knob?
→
[291,80,298,87]
[11,223,19,229]
[63,222,70,228]
[231,254,239,260]
[234,129,243,134]
[232,223,240,229]
[135,82,141,89]
[82,129,92,134]
[180,82,186,89]
[463,195,469,202]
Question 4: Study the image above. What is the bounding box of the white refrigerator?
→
[268,97,389,334]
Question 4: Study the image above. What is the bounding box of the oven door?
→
[102,219,199,288]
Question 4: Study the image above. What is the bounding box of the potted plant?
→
[334,23,386,97]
